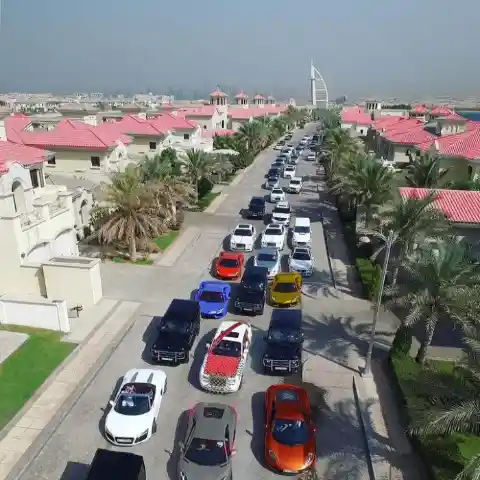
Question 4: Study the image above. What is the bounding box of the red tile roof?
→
[151,112,197,130]
[384,125,436,145]
[253,94,265,100]
[416,123,480,160]
[177,106,218,117]
[430,106,453,116]
[341,106,372,126]
[438,111,465,121]
[235,91,249,99]
[228,105,285,120]
[411,105,428,114]
[400,187,480,224]
[0,141,50,173]
[204,129,235,138]
[371,115,408,131]
[209,88,227,98]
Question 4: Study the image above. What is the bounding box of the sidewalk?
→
[0,301,140,480]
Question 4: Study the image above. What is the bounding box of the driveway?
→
[15,127,370,480]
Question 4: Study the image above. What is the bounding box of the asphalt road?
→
[16,126,368,480]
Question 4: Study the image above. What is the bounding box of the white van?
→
[292,217,312,247]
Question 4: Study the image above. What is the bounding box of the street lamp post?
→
[362,230,394,377]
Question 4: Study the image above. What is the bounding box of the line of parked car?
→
[84,132,320,480]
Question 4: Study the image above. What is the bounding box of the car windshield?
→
[274,282,298,293]
[250,199,264,206]
[268,329,301,343]
[185,438,227,466]
[293,251,311,261]
[242,274,264,289]
[290,180,300,185]
[257,253,277,263]
[200,291,224,303]
[265,228,281,236]
[268,178,277,183]
[295,226,310,234]
[220,258,239,268]
[234,229,252,236]
[213,340,241,357]
[160,318,190,333]
[273,206,290,214]
[115,393,151,416]
[272,419,309,446]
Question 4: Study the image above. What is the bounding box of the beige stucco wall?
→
[187,115,214,130]
[127,135,165,157]
[43,257,103,307]
[230,118,250,131]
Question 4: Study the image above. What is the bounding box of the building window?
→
[149,141,157,150]
[90,156,101,168]
[183,133,190,140]
[29,169,40,188]
[203,125,207,129]
[47,156,56,165]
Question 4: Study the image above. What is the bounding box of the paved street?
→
[14,127,373,480]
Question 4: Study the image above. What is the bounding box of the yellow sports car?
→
[270,273,302,307]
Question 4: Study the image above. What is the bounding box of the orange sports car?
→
[264,384,317,474]
[215,251,244,279]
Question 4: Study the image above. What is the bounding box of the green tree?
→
[322,127,358,177]
[177,149,219,203]
[385,239,480,364]
[406,153,450,188]
[236,120,266,154]
[330,154,394,225]
[370,192,451,285]
[97,166,166,260]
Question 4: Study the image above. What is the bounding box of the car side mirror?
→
[108,400,115,408]
[178,441,184,452]
[312,426,318,434]
[205,343,211,349]
[230,448,237,456]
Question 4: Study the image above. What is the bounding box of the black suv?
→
[263,309,303,375]
[234,266,268,315]
[87,449,146,480]
[247,196,266,219]
[151,299,200,365]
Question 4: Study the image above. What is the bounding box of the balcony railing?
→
[48,198,68,217]
[20,209,44,230]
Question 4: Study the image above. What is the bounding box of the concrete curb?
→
[5,304,140,480]
[204,193,228,213]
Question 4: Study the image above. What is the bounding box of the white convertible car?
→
[105,368,167,446]
[261,224,286,250]
[230,223,256,252]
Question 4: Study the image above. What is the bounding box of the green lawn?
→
[0,325,76,429]
[197,192,220,211]
[153,231,179,250]
[392,354,480,480]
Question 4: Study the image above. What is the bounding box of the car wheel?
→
[164,380,168,394]
[152,419,157,434]
[239,376,244,390]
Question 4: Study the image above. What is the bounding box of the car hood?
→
[265,343,301,359]
[263,235,282,244]
[290,259,313,270]
[179,457,230,480]
[270,290,300,303]
[249,204,264,212]
[152,332,188,351]
[237,289,263,303]
[199,301,225,313]
[232,235,253,244]
[255,259,278,271]
[267,437,312,471]
[105,410,152,437]
[272,212,290,219]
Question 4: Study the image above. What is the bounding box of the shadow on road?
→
[166,410,189,480]
[247,392,266,468]
[59,461,89,480]
[187,328,215,390]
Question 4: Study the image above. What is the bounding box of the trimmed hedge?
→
[356,257,381,300]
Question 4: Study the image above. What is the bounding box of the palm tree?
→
[322,128,358,177]
[177,149,218,203]
[140,148,179,182]
[236,120,266,154]
[407,326,480,479]
[385,239,480,364]
[447,176,480,191]
[330,154,395,225]
[370,192,451,285]
[97,166,166,261]
[405,153,450,188]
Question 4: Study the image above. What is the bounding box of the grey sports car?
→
[178,402,237,480]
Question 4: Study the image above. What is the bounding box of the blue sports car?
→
[195,281,231,318]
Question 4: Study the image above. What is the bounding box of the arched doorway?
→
[12,180,26,214]
[53,229,76,256]
[468,165,473,180]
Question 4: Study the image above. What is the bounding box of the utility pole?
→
[362,230,394,377]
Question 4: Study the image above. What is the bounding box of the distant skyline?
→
[1,0,479,101]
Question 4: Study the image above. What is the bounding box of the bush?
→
[197,177,213,199]
[356,258,381,299]
[391,325,413,356]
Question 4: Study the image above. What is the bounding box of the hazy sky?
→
[0,0,479,100]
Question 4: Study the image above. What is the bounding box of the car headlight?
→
[306,453,314,464]
[136,429,149,442]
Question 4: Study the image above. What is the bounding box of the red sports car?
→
[265,384,317,474]
[215,252,244,279]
